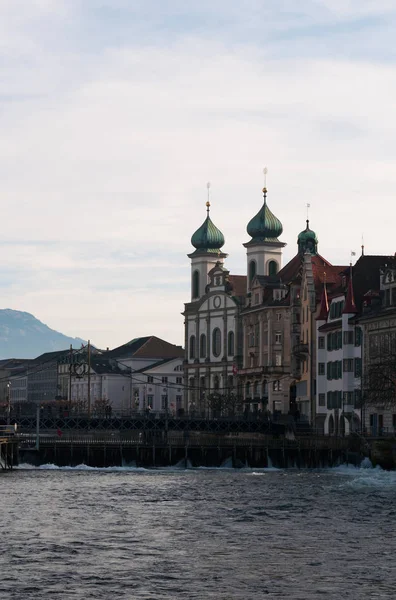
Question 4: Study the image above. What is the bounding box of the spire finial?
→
[206,182,211,215]
[361,233,365,256]
[262,167,268,201]
[306,203,311,226]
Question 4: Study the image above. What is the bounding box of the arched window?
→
[246,382,251,397]
[253,381,259,397]
[249,260,257,286]
[214,375,220,390]
[200,334,206,358]
[268,260,278,276]
[227,331,235,356]
[189,335,196,359]
[212,328,221,357]
[192,270,200,298]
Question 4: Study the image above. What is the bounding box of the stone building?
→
[238,187,291,414]
[183,200,246,415]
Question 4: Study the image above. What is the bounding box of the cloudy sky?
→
[1,0,396,349]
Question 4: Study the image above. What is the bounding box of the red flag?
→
[57,428,63,438]
[232,364,238,376]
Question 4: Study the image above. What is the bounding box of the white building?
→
[133,357,184,415]
[183,199,246,414]
[315,276,362,435]
[68,336,185,415]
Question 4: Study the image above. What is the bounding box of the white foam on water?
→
[16,462,149,472]
[331,457,396,488]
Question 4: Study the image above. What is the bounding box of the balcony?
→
[293,343,309,356]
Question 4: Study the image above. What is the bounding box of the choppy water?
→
[1,463,395,599]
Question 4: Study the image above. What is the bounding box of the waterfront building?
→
[358,261,396,435]
[68,336,184,414]
[285,226,347,425]
[238,188,291,415]
[183,199,246,415]
[132,357,184,415]
[315,276,362,435]
[315,254,396,435]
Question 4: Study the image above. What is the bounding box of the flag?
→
[57,428,63,438]
[351,251,356,256]
[232,364,238,376]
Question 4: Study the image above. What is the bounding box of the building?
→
[358,260,396,435]
[315,254,396,435]
[315,275,363,435]
[133,357,184,415]
[283,224,347,424]
[67,336,185,415]
[8,351,69,415]
[183,199,246,415]
[238,187,291,414]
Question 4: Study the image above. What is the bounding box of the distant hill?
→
[0,309,86,359]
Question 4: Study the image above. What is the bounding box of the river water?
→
[0,462,395,599]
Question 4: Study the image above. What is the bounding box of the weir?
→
[18,432,365,469]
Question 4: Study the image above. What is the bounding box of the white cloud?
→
[0,1,395,349]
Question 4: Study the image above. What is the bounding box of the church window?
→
[192,271,200,298]
[249,260,257,286]
[228,331,235,356]
[200,334,206,358]
[212,328,221,357]
[268,260,278,276]
[189,335,196,359]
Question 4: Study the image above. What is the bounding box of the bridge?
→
[0,426,18,470]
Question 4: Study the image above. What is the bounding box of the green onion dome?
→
[297,220,318,254]
[246,188,283,242]
[191,201,225,251]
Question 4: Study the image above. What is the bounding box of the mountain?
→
[0,309,87,359]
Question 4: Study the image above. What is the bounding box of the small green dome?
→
[191,203,225,251]
[246,189,283,242]
[298,220,318,254]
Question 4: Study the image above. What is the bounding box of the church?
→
[183,182,340,422]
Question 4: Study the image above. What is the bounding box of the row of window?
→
[319,327,362,351]
[320,358,362,379]
[245,380,282,395]
[189,330,235,360]
[249,259,278,285]
[369,332,396,359]
[145,376,183,385]
[318,389,361,409]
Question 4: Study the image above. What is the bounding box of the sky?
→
[1,0,396,350]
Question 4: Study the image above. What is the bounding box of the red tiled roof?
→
[228,275,247,297]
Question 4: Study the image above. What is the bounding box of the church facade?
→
[183,184,342,421]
